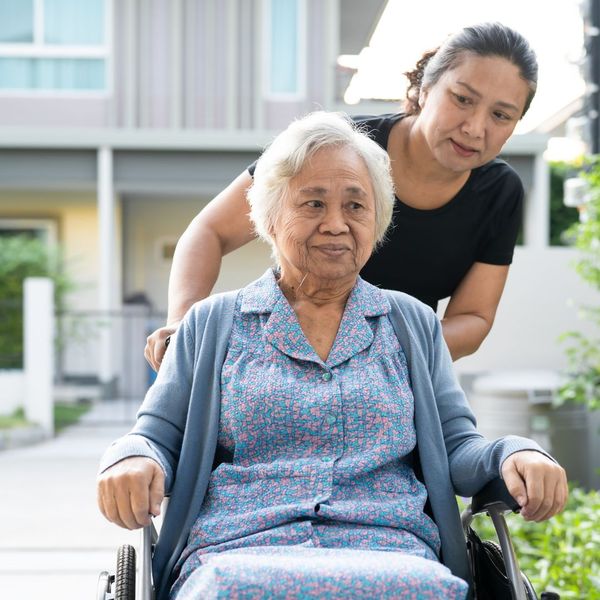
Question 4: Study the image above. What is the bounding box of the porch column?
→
[24,277,54,436]
[97,146,117,393]
[524,152,550,248]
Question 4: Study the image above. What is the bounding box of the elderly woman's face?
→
[273,145,376,286]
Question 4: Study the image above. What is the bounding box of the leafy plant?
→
[0,235,74,369]
[467,486,600,598]
[558,157,600,410]
[549,161,581,246]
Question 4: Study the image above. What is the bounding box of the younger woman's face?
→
[417,53,530,173]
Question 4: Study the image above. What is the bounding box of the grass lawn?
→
[0,402,92,432]
[54,401,92,432]
[0,407,28,429]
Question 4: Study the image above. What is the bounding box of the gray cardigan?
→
[100,287,544,600]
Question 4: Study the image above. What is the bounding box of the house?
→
[0,0,388,398]
[1,0,595,401]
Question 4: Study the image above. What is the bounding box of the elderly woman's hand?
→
[501,451,568,522]
[97,456,165,530]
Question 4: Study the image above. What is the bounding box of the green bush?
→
[558,157,600,411]
[468,486,600,598]
[0,235,73,369]
[549,161,580,246]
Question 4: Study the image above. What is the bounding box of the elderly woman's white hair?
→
[247,111,395,259]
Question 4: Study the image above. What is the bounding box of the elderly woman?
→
[97,112,567,600]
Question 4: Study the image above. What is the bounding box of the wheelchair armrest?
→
[471,477,520,515]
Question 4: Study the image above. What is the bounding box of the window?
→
[0,218,57,245]
[264,0,306,99]
[0,0,109,93]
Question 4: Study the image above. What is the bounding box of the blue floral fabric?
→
[171,269,468,599]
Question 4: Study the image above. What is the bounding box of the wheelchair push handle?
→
[471,477,521,515]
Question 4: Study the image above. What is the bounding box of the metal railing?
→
[55,305,167,405]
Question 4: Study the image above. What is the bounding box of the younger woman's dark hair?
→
[404,22,538,118]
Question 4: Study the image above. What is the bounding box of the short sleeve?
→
[475,169,524,265]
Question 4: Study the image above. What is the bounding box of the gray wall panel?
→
[0,150,97,189]
[500,154,534,190]
[113,150,260,194]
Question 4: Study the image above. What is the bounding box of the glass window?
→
[270,0,298,95]
[0,0,34,43]
[267,0,304,97]
[0,58,105,91]
[44,0,105,45]
[0,0,107,93]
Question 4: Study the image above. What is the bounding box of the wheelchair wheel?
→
[522,572,538,599]
[115,544,136,600]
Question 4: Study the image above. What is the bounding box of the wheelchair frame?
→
[98,477,550,600]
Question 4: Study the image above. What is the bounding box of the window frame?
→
[0,0,113,97]
[262,0,307,102]
[0,218,58,246]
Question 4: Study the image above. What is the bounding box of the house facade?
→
[0,0,580,398]
[0,0,390,393]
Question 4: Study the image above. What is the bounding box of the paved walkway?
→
[0,400,141,599]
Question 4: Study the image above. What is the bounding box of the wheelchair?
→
[96,477,561,600]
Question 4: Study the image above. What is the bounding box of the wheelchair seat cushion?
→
[172,545,468,599]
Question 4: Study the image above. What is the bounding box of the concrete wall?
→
[0,371,24,415]
[452,246,599,376]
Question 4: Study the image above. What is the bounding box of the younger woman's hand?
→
[144,325,177,371]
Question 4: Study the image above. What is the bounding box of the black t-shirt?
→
[249,113,523,311]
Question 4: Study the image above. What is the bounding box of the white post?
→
[98,146,116,392]
[24,277,54,436]
[524,153,550,248]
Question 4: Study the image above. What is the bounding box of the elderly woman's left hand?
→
[500,451,568,522]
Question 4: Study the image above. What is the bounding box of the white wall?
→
[453,246,599,376]
[214,239,273,294]
[122,195,272,312]
[0,371,24,415]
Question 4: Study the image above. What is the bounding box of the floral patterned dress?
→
[171,269,468,599]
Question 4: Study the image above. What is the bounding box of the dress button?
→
[322,372,332,382]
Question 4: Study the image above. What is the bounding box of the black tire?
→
[115,544,136,600]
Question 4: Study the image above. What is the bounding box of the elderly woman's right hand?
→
[97,456,165,530]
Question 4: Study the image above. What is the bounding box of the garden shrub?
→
[549,161,580,246]
[468,486,600,598]
[0,235,72,369]
[558,157,600,411]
